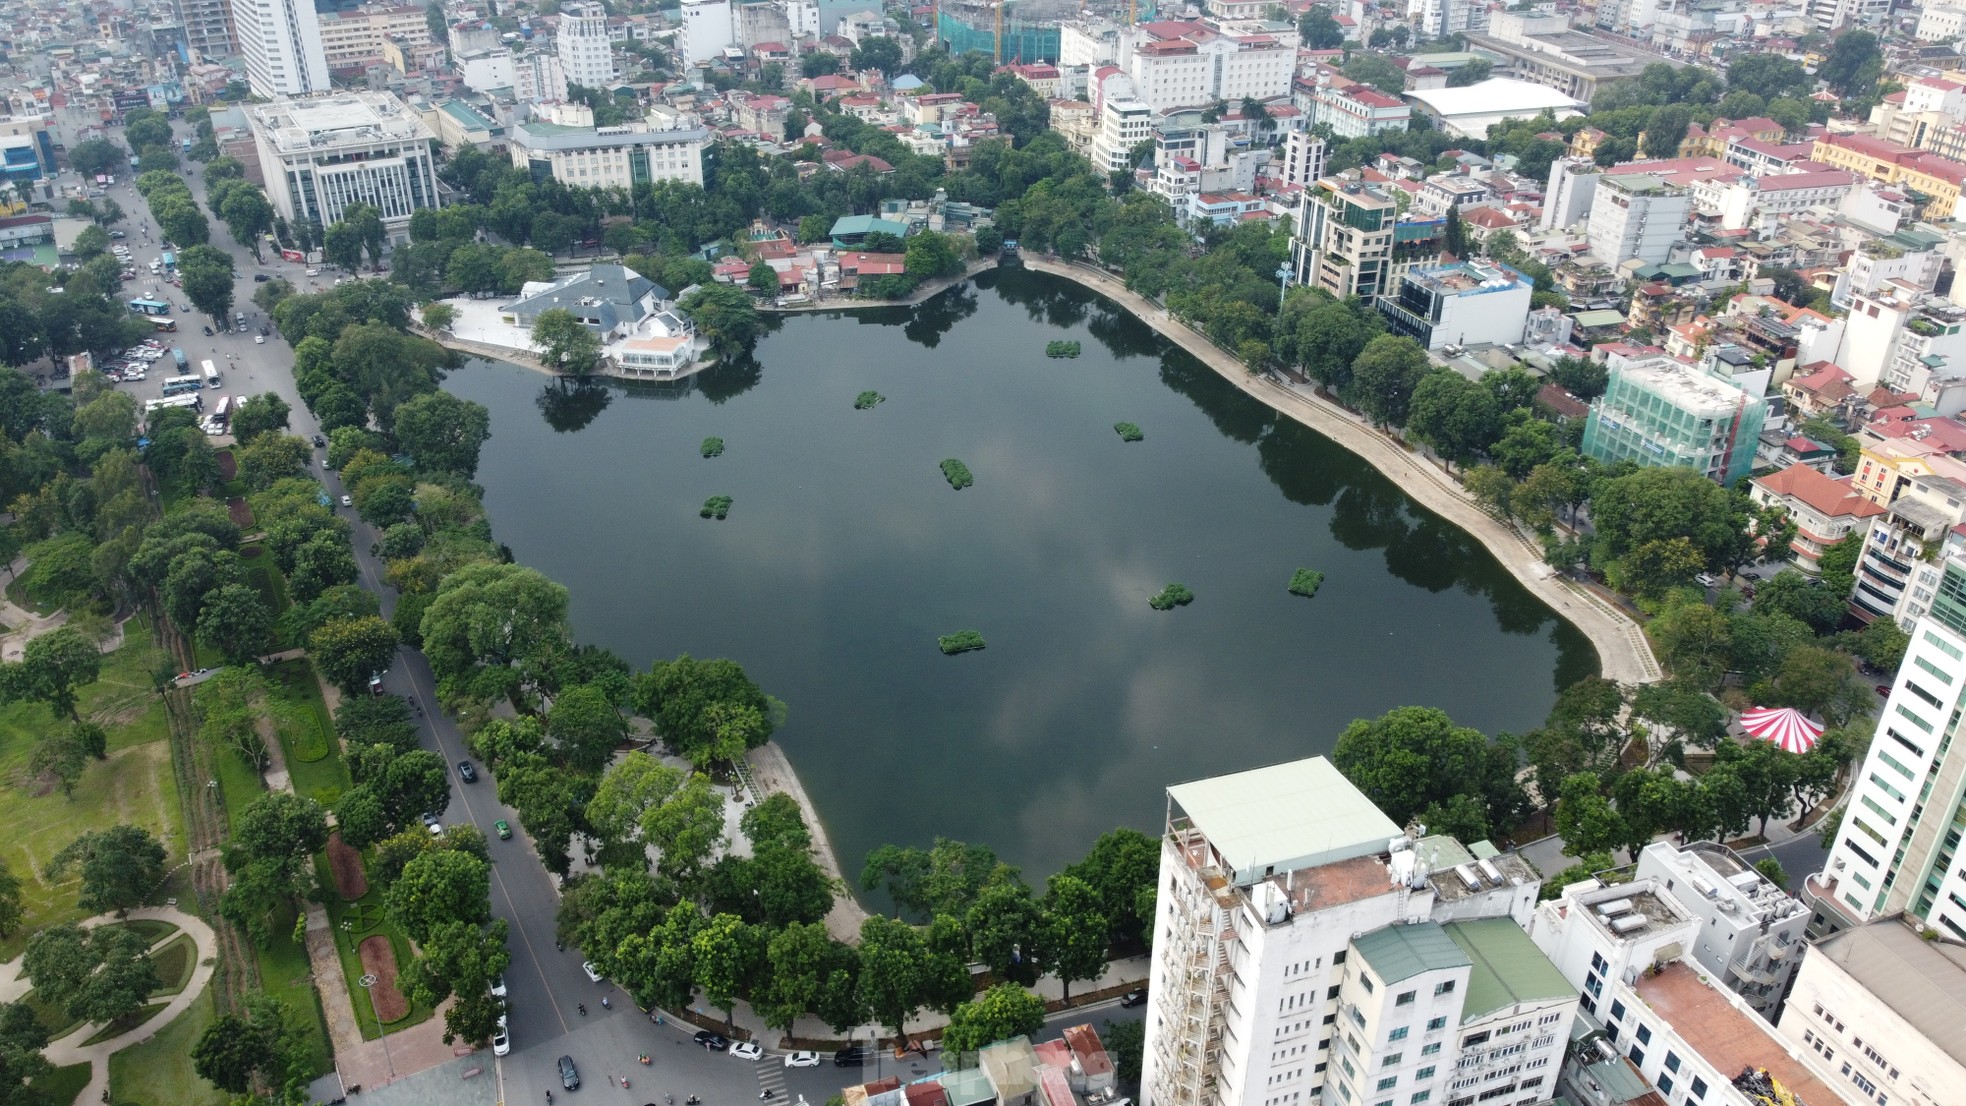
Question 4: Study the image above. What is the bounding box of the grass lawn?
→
[266,659,344,804]
[81,1000,169,1046]
[237,544,296,649]
[253,910,335,1077]
[36,1061,89,1106]
[0,626,183,959]
[149,933,196,996]
[314,857,431,1038]
[125,918,176,945]
[109,990,228,1106]
[22,988,81,1041]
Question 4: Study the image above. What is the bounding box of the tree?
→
[1616,536,1704,603]
[1554,773,1626,858]
[1760,644,1870,727]
[177,245,236,324]
[1058,828,1159,948]
[230,392,291,443]
[633,654,774,768]
[1406,371,1501,468]
[1043,874,1108,1001]
[8,627,104,720]
[385,849,491,943]
[747,262,779,296]
[1589,466,1752,574]
[419,562,570,701]
[198,583,275,665]
[549,684,627,774]
[1299,7,1344,48]
[0,858,20,938]
[402,919,511,1045]
[965,881,1045,986]
[21,923,159,1026]
[1752,569,1845,634]
[1294,299,1379,392]
[531,307,604,376]
[1332,706,1522,840]
[643,772,727,881]
[421,301,456,331]
[1443,206,1466,258]
[220,187,274,260]
[233,791,330,869]
[850,36,904,76]
[27,731,87,799]
[393,390,492,477]
[1342,53,1406,96]
[1446,58,1492,86]
[1819,30,1882,99]
[310,615,401,694]
[942,984,1047,1066]
[757,922,835,1038]
[69,137,124,177]
[1349,334,1430,428]
[680,284,764,361]
[857,915,929,1044]
[192,1014,279,1094]
[692,912,761,1030]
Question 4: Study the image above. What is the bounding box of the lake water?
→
[446,267,1597,882]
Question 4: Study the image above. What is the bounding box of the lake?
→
[446,266,1597,882]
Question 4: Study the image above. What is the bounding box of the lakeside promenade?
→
[1019,255,1662,686]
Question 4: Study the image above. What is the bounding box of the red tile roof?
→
[1752,463,1883,521]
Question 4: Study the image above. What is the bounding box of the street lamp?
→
[1275,264,1291,301]
[358,973,396,1078]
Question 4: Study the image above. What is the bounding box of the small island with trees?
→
[1149,583,1195,610]
[699,495,733,520]
[1045,341,1082,358]
[855,391,886,410]
[700,437,725,458]
[941,459,974,489]
[1289,569,1325,598]
[1114,422,1144,442]
[937,630,987,655]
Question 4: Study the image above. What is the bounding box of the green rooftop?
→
[1573,309,1627,327]
[1444,918,1573,1022]
[1353,922,1470,985]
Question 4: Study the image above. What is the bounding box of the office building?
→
[1462,13,1658,103]
[680,0,739,66]
[233,0,331,97]
[1376,260,1534,351]
[557,0,615,88]
[316,4,432,70]
[1140,756,1555,1106]
[1584,173,1689,267]
[1807,556,1966,941]
[177,0,235,61]
[1579,358,1766,486]
[1290,178,1397,303]
[1774,916,1965,1106]
[508,101,707,189]
[248,92,441,242]
[1630,842,1807,1019]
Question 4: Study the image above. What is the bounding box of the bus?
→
[160,374,202,397]
[143,394,203,418]
[201,360,220,389]
[180,137,192,154]
[127,298,169,316]
[211,395,231,425]
[172,348,187,371]
[150,317,177,333]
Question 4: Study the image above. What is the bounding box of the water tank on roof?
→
[1454,864,1482,893]
[1477,859,1503,886]
[1610,914,1650,934]
[1595,898,1635,917]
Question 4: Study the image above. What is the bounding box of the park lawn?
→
[267,659,345,804]
[0,627,184,958]
[36,1062,90,1106]
[237,544,297,647]
[108,990,228,1106]
[314,856,432,1038]
[124,918,177,945]
[82,1000,169,1046]
[253,910,335,1079]
[21,988,81,1040]
[149,932,196,996]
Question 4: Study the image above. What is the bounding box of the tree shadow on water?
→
[903,285,978,349]
[695,351,764,404]
[535,377,612,433]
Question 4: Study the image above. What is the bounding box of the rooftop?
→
[1614,360,1760,415]
[1444,917,1573,1021]
[1405,78,1585,118]
[1635,963,1836,1104]
[1811,918,1966,1065]
[1166,756,1399,883]
[1405,260,1531,296]
[247,91,434,154]
[1750,464,1886,521]
[1353,921,1470,985]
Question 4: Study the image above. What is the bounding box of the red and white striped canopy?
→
[1738,706,1824,753]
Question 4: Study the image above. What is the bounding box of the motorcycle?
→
[620,1076,631,1089]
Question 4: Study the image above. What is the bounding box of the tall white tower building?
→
[557,1,615,89]
[233,0,331,98]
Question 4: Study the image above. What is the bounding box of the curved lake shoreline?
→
[449,266,1608,882]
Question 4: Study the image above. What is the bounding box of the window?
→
[1665,1053,1681,1073]
[1628,1046,1645,1067]
[1427,1017,1447,1031]
[1422,1044,1441,1057]
[1411,1095,1430,1105]
[1390,1027,1409,1042]
[1362,975,1375,993]
[1384,1055,1403,1069]
[1397,991,1416,1007]
[1462,1033,1490,1048]
[1417,1066,1435,1080]
[1690,1077,1708,1100]
[1377,1078,1398,1093]
[1636,1025,1652,1046]
[1609,1000,1627,1022]
[1434,980,1456,996]
[1657,1074,1674,1095]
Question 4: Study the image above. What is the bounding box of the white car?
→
[340,494,352,507]
[785,1051,820,1068]
[304,268,319,276]
[492,1015,510,1056]
[254,335,265,344]
[582,960,603,983]
[731,1042,763,1061]
[490,973,508,998]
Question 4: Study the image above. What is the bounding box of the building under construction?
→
[934,0,1080,64]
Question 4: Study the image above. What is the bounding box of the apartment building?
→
[557,0,615,88]
[1290,178,1396,303]
[1307,81,1411,140]
[176,0,235,61]
[1579,357,1766,486]
[1630,842,1808,1019]
[1810,134,1966,220]
[1409,0,1489,38]
[1279,131,1326,190]
[507,101,707,189]
[233,0,330,97]
[316,5,430,69]
[1375,260,1534,351]
[1774,916,1965,1106]
[248,92,440,240]
[1140,756,1550,1106]
[1584,173,1688,267]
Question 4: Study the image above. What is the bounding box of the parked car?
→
[1120,989,1148,1008]
[731,1042,763,1060]
[253,273,270,282]
[833,1046,869,1067]
[367,672,383,695]
[491,1016,510,1056]
[494,819,512,840]
[339,494,352,507]
[490,973,507,998]
[785,1051,820,1068]
[422,812,443,837]
[583,960,604,983]
[312,434,326,447]
[694,1031,730,1051]
[558,1055,580,1091]
[254,335,265,344]
[1876,684,1892,697]
[457,760,477,783]
[1694,572,1719,588]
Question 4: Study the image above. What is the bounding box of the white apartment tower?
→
[1584,172,1688,267]
[557,1,615,89]
[1807,555,1966,942]
[233,0,330,98]
[1141,757,1553,1106]
[680,0,739,66]
[1280,131,1326,190]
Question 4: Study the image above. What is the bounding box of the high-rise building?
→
[1140,757,1558,1106]
[248,92,441,242]
[233,0,330,97]
[177,0,236,62]
[1807,555,1966,941]
[558,0,615,86]
[1579,356,1767,486]
[1584,172,1689,266]
[1279,131,1326,190]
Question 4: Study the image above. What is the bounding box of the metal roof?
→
[1445,918,1574,1021]
[1353,922,1470,985]
[1813,919,1966,1064]
[1166,756,1398,881]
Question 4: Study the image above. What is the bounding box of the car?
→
[833,1046,869,1067]
[731,1041,763,1061]
[312,434,326,447]
[494,818,512,840]
[425,819,444,838]
[785,1051,821,1069]
[367,672,383,695]
[694,1031,730,1051]
[558,1055,580,1091]
[490,973,507,998]
[305,268,319,276]
[1876,684,1892,697]
[339,494,352,507]
[491,1016,510,1056]
[458,759,477,783]
[1694,572,1720,588]
[1120,989,1148,1008]
[236,324,247,334]
[583,960,604,983]
[201,325,212,336]
[108,230,125,239]
[255,335,265,344]
[253,273,270,282]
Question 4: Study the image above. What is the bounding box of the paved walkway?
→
[1022,257,1662,685]
[0,556,128,662]
[0,905,217,1106]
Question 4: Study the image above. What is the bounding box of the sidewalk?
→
[1021,256,1662,686]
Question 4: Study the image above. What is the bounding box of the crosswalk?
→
[754,1057,788,1102]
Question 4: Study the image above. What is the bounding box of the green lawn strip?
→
[314,856,432,1038]
[148,932,197,996]
[0,628,183,959]
[267,659,346,804]
[34,1061,90,1106]
[80,1000,170,1046]
[22,989,81,1041]
[252,912,335,1078]
[123,918,177,945]
[109,990,228,1106]
[239,544,295,647]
